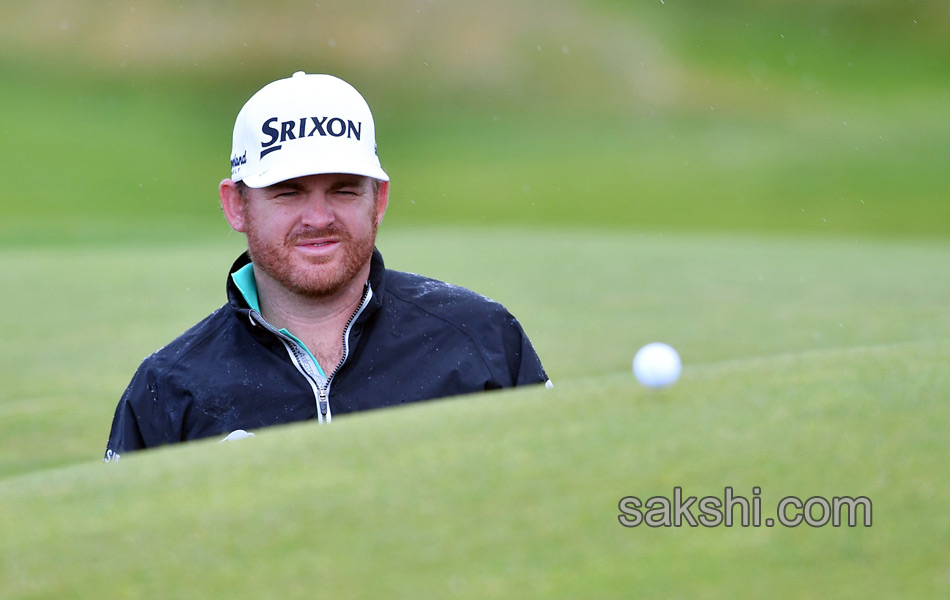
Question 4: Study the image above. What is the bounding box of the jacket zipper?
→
[319,283,373,422]
[249,283,373,424]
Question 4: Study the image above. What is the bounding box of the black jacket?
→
[105,249,548,458]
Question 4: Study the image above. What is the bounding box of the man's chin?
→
[286,266,347,296]
[278,275,340,297]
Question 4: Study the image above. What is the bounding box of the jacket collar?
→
[226,251,254,314]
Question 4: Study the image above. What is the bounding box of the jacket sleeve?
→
[104,362,163,460]
[502,313,550,387]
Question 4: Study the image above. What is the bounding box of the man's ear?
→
[375,180,390,226]
[219,179,247,233]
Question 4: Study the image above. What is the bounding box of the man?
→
[105,72,549,460]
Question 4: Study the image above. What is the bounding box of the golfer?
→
[105,72,549,459]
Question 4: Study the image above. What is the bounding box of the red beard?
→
[245,218,377,298]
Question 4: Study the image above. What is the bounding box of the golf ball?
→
[633,343,682,388]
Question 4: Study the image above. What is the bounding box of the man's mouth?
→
[294,237,341,254]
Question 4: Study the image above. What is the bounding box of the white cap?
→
[229,71,388,187]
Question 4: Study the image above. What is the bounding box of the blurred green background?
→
[2,0,947,246]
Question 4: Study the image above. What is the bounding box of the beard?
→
[244,214,377,299]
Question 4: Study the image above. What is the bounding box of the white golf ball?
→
[633,343,682,388]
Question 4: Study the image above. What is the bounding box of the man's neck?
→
[254,264,370,372]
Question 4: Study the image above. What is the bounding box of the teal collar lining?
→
[231,263,327,378]
[231,263,261,313]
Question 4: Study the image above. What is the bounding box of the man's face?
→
[234,173,387,298]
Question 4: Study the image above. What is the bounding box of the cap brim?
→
[242,157,389,188]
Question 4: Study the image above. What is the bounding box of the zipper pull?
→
[318,389,329,424]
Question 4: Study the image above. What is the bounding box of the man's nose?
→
[299,193,334,227]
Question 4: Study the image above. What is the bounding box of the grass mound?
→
[2,338,947,598]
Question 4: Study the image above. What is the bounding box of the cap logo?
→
[229,151,247,174]
[260,116,363,159]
